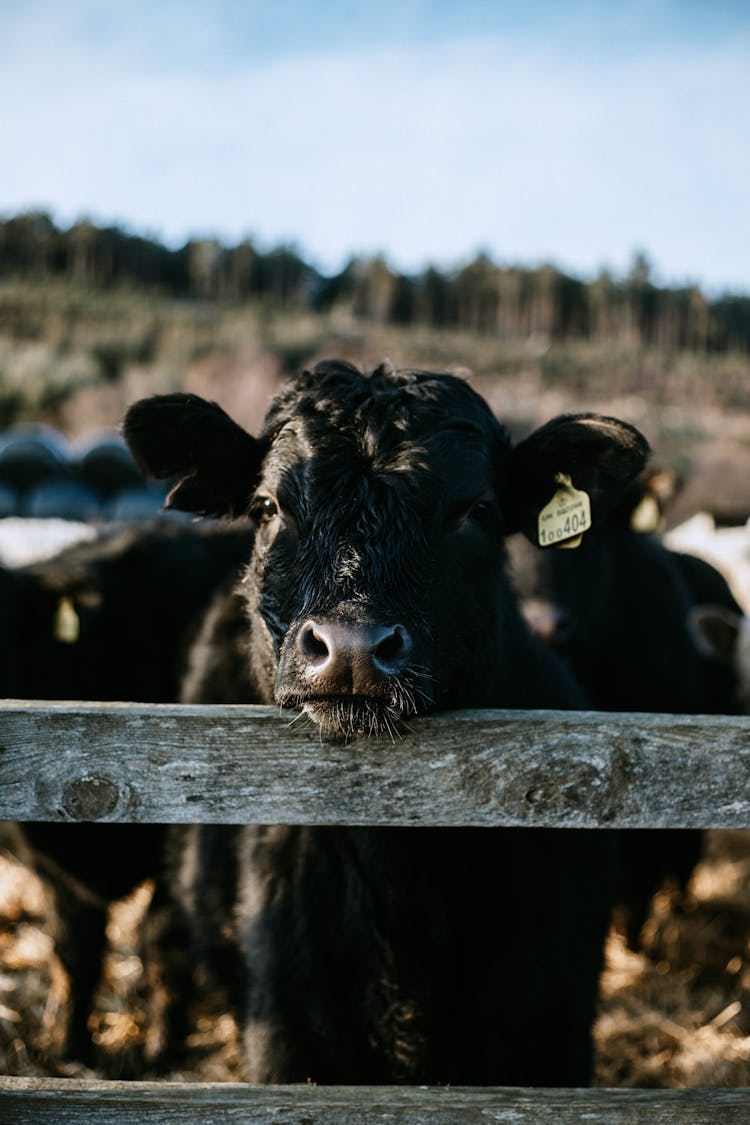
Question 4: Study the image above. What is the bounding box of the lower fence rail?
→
[2,1078,750,1125]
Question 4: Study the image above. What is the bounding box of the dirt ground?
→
[2,830,750,1087]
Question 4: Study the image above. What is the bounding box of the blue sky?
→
[0,1,748,292]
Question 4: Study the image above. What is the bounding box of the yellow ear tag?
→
[54,596,80,644]
[537,473,591,549]
[630,493,661,533]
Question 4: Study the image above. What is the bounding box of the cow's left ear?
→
[500,413,650,546]
[122,393,266,518]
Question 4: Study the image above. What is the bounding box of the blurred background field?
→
[1,232,749,510]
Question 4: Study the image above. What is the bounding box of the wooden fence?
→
[0,700,749,1122]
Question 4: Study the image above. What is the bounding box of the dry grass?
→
[596,831,750,1087]
[3,832,750,1085]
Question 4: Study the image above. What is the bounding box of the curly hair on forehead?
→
[261,358,510,451]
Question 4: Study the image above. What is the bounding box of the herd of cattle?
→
[2,357,750,1086]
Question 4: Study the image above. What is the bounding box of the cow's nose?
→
[298,619,413,693]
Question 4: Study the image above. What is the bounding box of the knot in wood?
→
[62,776,119,821]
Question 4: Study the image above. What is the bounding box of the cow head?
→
[124,360,648,736]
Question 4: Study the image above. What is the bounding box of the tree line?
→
[1,211,748,353]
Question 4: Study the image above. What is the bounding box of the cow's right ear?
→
[500,413,650,545]
[122,393,265,518]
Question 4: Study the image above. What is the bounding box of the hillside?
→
[1,278,750,519]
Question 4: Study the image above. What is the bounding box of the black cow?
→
[123,359,650,1085]
[9,521,252,703]
[508,481,742,948]
[1,520,252,1066]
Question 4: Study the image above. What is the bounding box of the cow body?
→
[154,823,611,1085]
[509,501,742,947]
[514,530,738,716]
[125,360,650,1084]
[7,520,251,703]
[2,520,252,1064]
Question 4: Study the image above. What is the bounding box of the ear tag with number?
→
[537,473,591,549]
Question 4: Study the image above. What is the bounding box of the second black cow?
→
[124,359,650,1085]
[1,521,252,1066]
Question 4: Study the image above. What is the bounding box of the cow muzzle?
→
[298,619,413,693]
[277,615,430,738]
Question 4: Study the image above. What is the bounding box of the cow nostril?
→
[297,618,413,688]
[373,625,412,674]
[299,622,331,668]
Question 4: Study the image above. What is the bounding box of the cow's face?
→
[124,360,648,736]
[239,363,518,735]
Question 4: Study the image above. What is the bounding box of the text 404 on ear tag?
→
[537,473,591,549]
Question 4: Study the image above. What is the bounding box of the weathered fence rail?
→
[1,700,749,1122]
[2,1077,750,1124]
[0,701,749,828]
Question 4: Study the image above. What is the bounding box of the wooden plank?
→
[0,701,749,828]
[2,1079,750,1125]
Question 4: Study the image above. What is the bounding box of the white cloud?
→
[0,7,748,290]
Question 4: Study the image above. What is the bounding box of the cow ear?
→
[122,393,265,518]
[688,605,742,664]
[501,413,650,545]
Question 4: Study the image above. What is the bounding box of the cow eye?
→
[250,495,280,526]
[460,499,501,533]
[467,501,494,527]
[445,497,499,535]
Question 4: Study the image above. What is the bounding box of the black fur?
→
[509,498,742,947]
[125,360,650,1085]
[2,520,252,1065]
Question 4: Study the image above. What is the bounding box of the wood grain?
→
[2,1078,750,1124]
[0,701,749,828]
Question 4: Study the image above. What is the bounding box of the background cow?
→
[509,474,742,948]
[1,520,252,1066]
